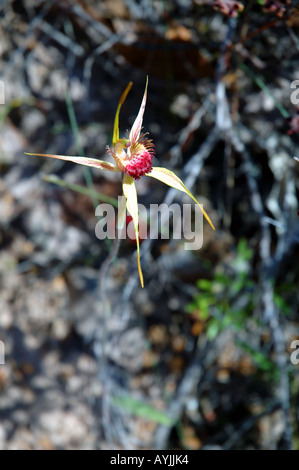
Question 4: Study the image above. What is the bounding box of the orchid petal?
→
[117,194,127,237]
[146,167,215,231]
[122,173,144,288]
[25,153,120,172]
[113,82,133,146]
[129,76,148,143]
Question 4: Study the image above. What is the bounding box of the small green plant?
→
[187,238,256,339]
[112,394,173,426]
[187,239,293,340]
[235,339,277,374]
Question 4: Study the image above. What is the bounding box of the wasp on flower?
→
[26,77,215,287]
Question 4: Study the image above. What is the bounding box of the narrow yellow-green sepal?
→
[146,167,215,231]
[122,173,144,288]
[25,153,120,172]
[113,82,133,146]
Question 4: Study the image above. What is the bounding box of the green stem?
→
[43,175,118,207]
[64,90,98,208]
[241,63,290,119]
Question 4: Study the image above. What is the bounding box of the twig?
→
[38,20,85,57]
[1,0,52,80]
[97,233,122,448]
[216,27,293,444]
[222,400,281,449]
[152,342,203,449]
[169,97,211,166]
[229,129,293,450]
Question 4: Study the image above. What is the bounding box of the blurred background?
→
[0,0,298,450]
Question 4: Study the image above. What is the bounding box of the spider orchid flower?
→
[25,78,215,287]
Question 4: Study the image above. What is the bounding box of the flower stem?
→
[98,232,121,447]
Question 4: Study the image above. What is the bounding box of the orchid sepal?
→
[129,76,148,143]
[122,173,144,288]
[113,81,132,147]
[146,167,215,231]
[25,153,120,172]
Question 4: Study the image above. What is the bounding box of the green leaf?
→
[112,395,173,426]
[237,238,253,261]
[196,279,212,291]
[240,64,290,119]
[206,320,220,340]
[197,295,213,320]
[185,303,197,314]
[198,306,210,321]
[231,278,246,294]
[274,294,290,316]
[214,273,230,285]
[64,89,98,209]
[236,340,275,371]
[42,175,119,207]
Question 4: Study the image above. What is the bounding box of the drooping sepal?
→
[122,173,144,287]
[146,167,215,230]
